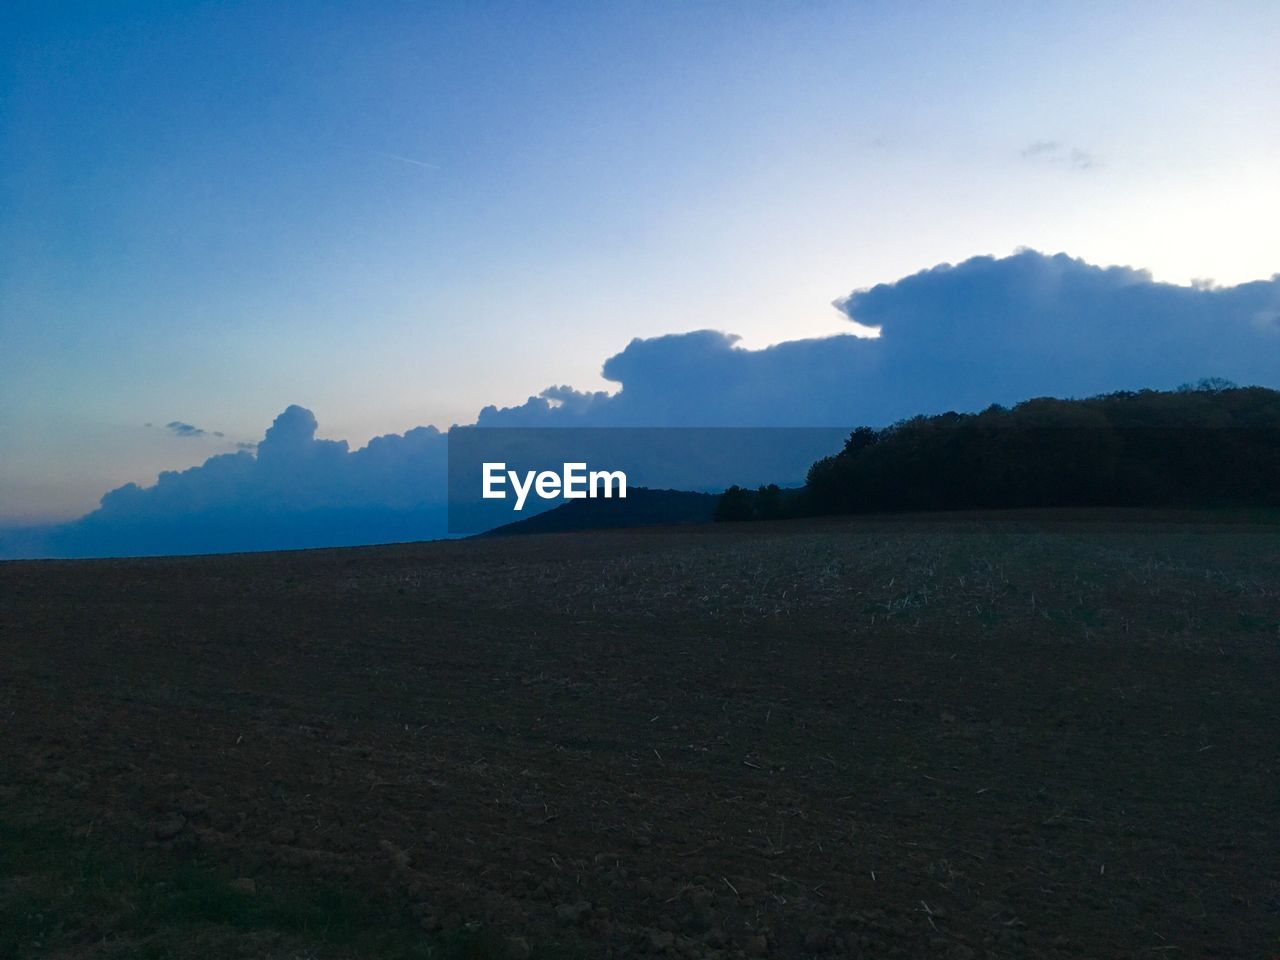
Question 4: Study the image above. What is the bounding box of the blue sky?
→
[2,1,1279,523]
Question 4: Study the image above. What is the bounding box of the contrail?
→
[377,151,440,170]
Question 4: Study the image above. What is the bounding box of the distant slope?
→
[480,487,718,536]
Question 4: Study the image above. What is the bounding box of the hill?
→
[480,486,718,536]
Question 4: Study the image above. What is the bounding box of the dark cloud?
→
[161,420,225,439]
[165,420,205,437]
[5,250,1278,558]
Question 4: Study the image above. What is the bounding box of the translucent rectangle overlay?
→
[446,426,850,535]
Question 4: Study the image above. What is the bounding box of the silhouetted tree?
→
[755,484,783,520]
[714,485,755,521]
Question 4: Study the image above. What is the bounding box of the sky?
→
[2,0,1279,525]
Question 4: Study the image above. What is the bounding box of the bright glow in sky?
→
[2,1,1278,521]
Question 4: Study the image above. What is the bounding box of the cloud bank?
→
[11,406,448,557]
[480,250,1280,428]
[5,250,1278,557]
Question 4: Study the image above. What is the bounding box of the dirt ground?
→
[2,513,1278,958]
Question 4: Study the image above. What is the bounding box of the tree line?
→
[716,381,1280,519]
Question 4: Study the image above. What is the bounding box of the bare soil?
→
[2,513,1278,958]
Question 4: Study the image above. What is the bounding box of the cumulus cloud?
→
[480,251,1280,429]
[478,331,882,427]
[6,249,1279,558]
[24,406,448,557]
